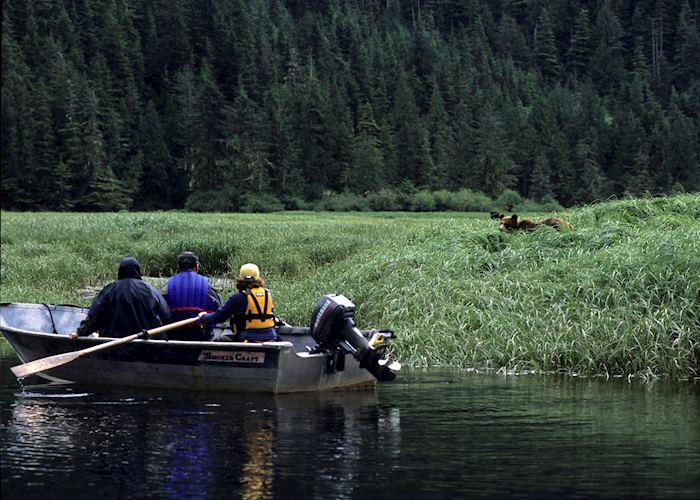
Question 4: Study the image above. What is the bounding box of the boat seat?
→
[276,325,310,336]
[217,333,238,342]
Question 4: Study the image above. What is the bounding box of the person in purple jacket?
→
[161,251,222,341]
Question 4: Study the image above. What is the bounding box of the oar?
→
[11,316,202,379]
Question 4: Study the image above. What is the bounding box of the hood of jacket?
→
[117,256,143,280]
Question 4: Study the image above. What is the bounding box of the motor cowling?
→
[309,294,397,381]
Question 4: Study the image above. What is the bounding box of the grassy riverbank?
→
[1,194,699,380]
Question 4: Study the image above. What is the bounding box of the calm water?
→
[1,344,699,500]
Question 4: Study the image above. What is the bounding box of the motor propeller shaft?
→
[309,294,400,381]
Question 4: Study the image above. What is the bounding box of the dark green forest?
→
[2,0,699,212]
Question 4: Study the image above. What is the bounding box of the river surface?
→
[1,343,699,500]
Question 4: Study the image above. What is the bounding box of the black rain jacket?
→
[82,257,171,338]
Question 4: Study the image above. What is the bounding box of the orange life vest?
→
[234,287,275,333]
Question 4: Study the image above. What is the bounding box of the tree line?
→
[2,0,699,212]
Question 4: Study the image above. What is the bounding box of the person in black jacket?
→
[71,256,171,339]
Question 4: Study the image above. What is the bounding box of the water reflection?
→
[1,345,699,500]
[0,382,391,499]
[163,420,212,500]
[241,415,274,500]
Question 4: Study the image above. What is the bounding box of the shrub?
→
[238,193,285,213]
[282,196,312,211]
[409,190,436,211]
[432,190,454,211]
[367,189,403,211]
[315,192,369,211]
[185,189,239,212]
[452,189,494,211]
[495,189,523,212]
[520,195,563,212]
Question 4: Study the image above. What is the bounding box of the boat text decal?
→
[198,350,266,364]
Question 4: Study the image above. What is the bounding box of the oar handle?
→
[78,316,201,356]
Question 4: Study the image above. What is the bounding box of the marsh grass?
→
[1,194,698,380]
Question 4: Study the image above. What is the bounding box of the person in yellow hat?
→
[197,263,277,342]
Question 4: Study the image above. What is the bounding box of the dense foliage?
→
[2,0,699,211]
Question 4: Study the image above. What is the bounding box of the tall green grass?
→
[1,194,698,380]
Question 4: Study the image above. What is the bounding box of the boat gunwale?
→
[0,324,298,352]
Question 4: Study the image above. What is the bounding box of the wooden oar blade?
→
[11,351,83,378]
[10,316,201,379]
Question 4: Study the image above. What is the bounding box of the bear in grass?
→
[497,213,573,232]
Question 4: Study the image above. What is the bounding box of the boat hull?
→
[0,303,376,393]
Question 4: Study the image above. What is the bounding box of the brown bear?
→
[539,217,574,231]
[497,214,572,232]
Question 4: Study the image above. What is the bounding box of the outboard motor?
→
[309,294,399,381]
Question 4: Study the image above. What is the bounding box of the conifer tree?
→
[662,90,700,191]
[626,150,654,196]
[495,14,529,68]
[139,5,161,89]
[572,140,605,203]
[21,3,42,70]
[534,7,560,80]
[390,70,431,188]
[630,36,652,82]
[74,0,100,60]
[163,65,197,162]
[467,102,516,196]
[446,76,479,190]
[529,88,574,204]
[154,0,192,75]
[425,83,454,189]
[294,58,334,199]
[347,101,384,194]
[590,1,625,94]
[529,153,553,201]
[216,0,257,98]
[29,78,59,209]
[321,76,353,193]
[187,61,231,192]
[53,2,81,65]
[225,82,270,195]
[59,96,84,210]
[77,84,130,211]
[133,102,184,209]
[567,8,592,78]
[673,1,700,90]
[267,86,304,200]
[507,0,530,25]
[500,94,537,198]
[1,12,33,210]
[252,0,278,92]
[101,1,132,96]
